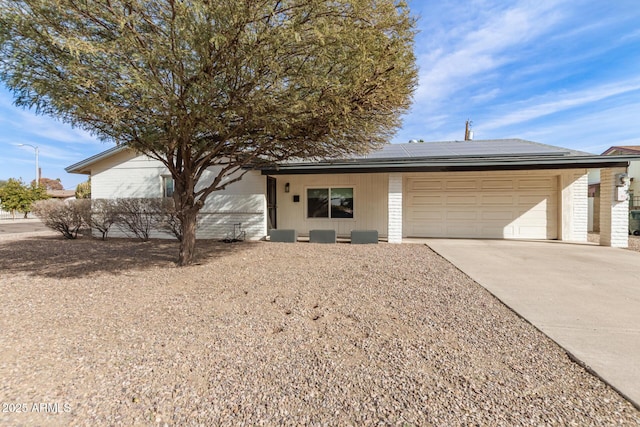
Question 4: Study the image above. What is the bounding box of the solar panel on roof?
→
[351,139,575,161]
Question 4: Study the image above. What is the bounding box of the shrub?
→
[113,198,164,241]
[76,198,117,240]
[32,199,84,239]
[75,179,91,199]
[83,199,118,240]
[158,198,183,242]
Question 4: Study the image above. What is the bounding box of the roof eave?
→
[65,145,128,174]
[261,155,637,175]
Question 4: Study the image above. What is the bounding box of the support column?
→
[600,167,629,247]
[388,173,403,243]
[559,171,588,242]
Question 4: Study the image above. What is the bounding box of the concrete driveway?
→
[425,239,640,408]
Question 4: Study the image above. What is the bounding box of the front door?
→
[267,176,277,230]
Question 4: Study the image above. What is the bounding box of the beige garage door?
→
[404,174,558,239]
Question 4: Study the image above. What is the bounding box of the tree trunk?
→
[177,208,198,266]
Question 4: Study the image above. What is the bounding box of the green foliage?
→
[0,0,417,264]
[0,178,49,218]
[75,179,91,199]
[0,179,7,189]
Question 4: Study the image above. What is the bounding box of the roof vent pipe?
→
[464,120,473,141]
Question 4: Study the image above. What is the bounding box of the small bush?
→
[113,198,164,241]
[78,199,117,240]
[75,179,91,199]
[32,199,84,239]
[158,198,183,242]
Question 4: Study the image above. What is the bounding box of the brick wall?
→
[600,168,629,247]
[571,173,588,241]
[388,174,403,243]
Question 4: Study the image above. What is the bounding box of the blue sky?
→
[2,0,640,189]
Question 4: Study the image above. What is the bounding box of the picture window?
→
[307,187,353,219]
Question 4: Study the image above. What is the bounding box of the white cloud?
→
[414,1,563,104]
[0,88,101,146]
[511,101,640,154]
[470,88,501,103]
[482,79,640,131]
[9,109,100,145]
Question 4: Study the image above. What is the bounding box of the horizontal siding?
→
[92,152,166,199]
[91,153,267,240]
[105,212,264,241]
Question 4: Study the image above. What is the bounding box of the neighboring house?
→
[47,189,76,201]
[588,146,640,232]
[602,146,640,207]
[66,139,638,247]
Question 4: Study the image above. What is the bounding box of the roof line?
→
[261,154,639,175]
[65,145,128,174]
[284,151,572,166]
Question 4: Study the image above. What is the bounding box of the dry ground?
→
[0,236,638,426]
[587,232,640,252]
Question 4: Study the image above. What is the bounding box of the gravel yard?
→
[0,236,638,426]
[588,232,640,252]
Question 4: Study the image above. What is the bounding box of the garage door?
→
[405,175,558,239]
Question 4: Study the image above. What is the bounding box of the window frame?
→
[162,175,175,198]
[305,186,355,220]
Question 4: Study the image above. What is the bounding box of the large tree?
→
[33,177,64,191]
[0,0,417,265]
[0,178,48,218]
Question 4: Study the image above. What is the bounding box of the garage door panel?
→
[518,194,554,205]
[445,225,478,237]
[517,226,555,238]
[517,216,549,226]
[409,195,443,206]
[405,175,558,239]
[518,178,555,189]
[446,180,478,190]
[446,211,478,220]
[481,180,515,190]
[482,194,515,205]
[481,210,515,220]
[517,203,556,214]
[409,223,446,236]
[409,180,443,191]
[407,210,443,221]
[447,195,476,205]
[481,226,513,238]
